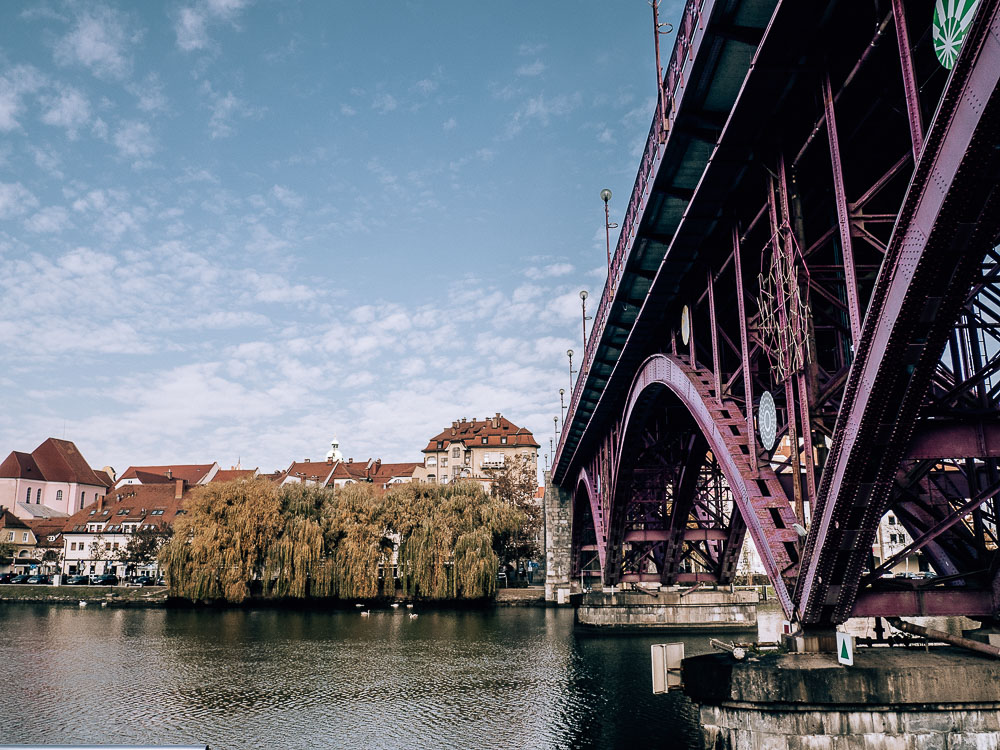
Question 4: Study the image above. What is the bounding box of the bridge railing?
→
[555,0,706,472]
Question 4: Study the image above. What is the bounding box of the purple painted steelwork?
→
[557,0,1000,627]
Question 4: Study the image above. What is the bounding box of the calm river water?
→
[0,602,780,749]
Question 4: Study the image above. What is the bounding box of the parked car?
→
[10,574,31,584]
[25,574,51,585]
[64,575,90,585]
[129,575,157,587]
[0,573,15,584]
[91,574,119,586]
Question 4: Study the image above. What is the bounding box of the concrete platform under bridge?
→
[574,588,757,632]
[683,647,1000,749]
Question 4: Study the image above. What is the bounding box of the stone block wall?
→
[543,471,573,602]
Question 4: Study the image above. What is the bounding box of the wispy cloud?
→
[40,86,91,138]
[53,6,135,79]
[516,60,545,77]
[113,120,156,163]
[525,262,574,280]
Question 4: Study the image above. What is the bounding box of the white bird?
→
[100,601,107,607]
[390,603,399,608]
[78,600,87,607]
[409,613,418,619]
[355,603,364,608]
[360,610,370,617]
[406,603,414,609]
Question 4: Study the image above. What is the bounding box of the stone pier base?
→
[683,648,1000,749]
[575,588,757,631]
[543,471,574,603]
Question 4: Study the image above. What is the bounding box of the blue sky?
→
[0,0,680,475]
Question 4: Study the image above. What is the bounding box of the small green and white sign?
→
[836,631,855,666]
[933,0,981,69]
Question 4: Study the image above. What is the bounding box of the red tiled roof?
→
[62,484,189,534]
[372,462,420,480]
[92,469,115,488]
[285,461,335,484]
[31,439,108,487]
[0,509,29,531]
[422,414,540,452]
[0,440,106,487]
[24,518,64,547]
[118,464,215,484]
[211,469,257,483]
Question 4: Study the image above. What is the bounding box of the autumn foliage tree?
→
[482,453,542,570]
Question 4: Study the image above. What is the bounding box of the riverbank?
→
[0,584,547,608]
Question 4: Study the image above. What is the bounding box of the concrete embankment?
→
[685,647,1000,749]
[576,588,758,631]
[0,584,168,606]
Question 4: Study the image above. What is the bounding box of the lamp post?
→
[567,349,576,391]
[553,416,559,449]
[601,189,613,274]
[559,388,566,429]
[580,290,591,350]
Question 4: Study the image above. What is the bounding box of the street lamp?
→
[580,290,591,350]
[567,349,576,391]
[601,189,618,276]
[553,416,559,448]
[559,388,566,429]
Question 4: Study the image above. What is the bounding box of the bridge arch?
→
[570,467,603,580]
[605,353,800,617]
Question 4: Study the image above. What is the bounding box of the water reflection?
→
[2,601,857,749]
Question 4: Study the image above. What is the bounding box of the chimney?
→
[98,494,104,512]
[305,458,310,463]
[165,468,172,479]
[175,479,184,500]
[348,458,353,463]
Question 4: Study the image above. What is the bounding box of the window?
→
[117,509,130,516]
[501,437,507,445]
[56,490,63,503]
[452,447,460,458]
[151,509,164,515]
[441,457,448,467]
[481,437,487,444]
[79,496,84,510]
[89,510,96,516]
[22,532,29,542]
[113,543,119,550]
[5,532,12,541]
[437,441,444,449]
[70,542,77,551]
[36,488,41,503]
[25,487,31,503]
[104,542,111,551]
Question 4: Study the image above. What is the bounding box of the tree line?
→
[161,455,540,603]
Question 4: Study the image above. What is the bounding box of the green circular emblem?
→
[933,0,980,70]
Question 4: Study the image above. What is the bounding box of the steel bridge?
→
[552,0,1000,626]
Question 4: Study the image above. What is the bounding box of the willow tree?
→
[162,478,283,602]
[262,483,334,599]
[482,453,542,569]
[323,483,396,599]
[392,480,524,599]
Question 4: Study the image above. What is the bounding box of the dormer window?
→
[117,509,130,515]
[89,510,96,516]
[437,441,444,449]
[481,437,487,444]
[501,437,507,445]
[151,509,164,515]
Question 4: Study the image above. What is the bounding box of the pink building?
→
[0,439,112,520]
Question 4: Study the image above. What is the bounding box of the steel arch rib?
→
[573,467,606,574]
[798,2,1000,624]
[614,354,799,618]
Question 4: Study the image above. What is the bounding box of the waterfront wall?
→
[576,588,757,630]
[543,471,573,602]
[685,648,1000,749]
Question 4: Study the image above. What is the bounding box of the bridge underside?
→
[555,0,1000,625]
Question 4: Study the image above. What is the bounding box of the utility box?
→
[651,643,684,694]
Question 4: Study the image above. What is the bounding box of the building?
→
[115,463,220,488]
[279,456,419,490]
[211,468,259,483]
[413,413,540,489]
[60,481,189,578]
[0,510,38,574]
[0,438,111,520]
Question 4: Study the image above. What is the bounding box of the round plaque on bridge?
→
[758,390,777,452]
[680,305,690,346]
[933,0,980,69]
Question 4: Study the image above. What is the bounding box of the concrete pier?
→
[575,588,757,631]
[683,647,1000,749]
[543,471,574,603]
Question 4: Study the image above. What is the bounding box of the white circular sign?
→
[680,305,690,346]
[758,391,777,452]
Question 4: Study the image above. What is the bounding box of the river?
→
[0,602,781,749]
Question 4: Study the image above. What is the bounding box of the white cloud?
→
[0,182,39,219]
[525,262,574,279]
[372,93,397,114]
[24,206,70,234]
[0,65,46,132]
[443,117,457,131]
[128,73,168,113]
[516,60,546,77]
[40,87,91,138]
[113,120,156,162]
[340,103,357,116]
[271,184,303,210]
[414,79,437,95]
[506,92,582,137]
[202,82,257,138]
[175,7,209,51]
[53,7,134,79]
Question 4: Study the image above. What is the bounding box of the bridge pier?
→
[683,648,1000,749]
[575,588,757,631]
[543,471,574,603]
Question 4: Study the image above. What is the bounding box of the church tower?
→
[326,436,343,462]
